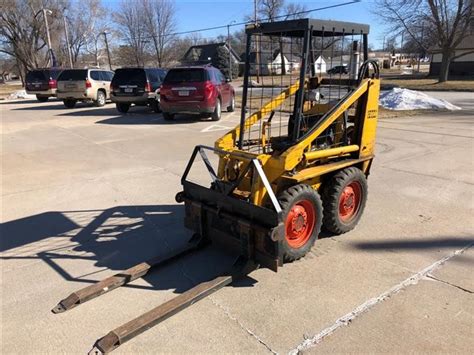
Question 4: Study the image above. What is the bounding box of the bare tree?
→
[113,0,148,66]
[65,0,107,66]
[0,0,67,79]
[258,0,285,21]
[142,0,177,67]
[376,0,473,82]
[284,2,307,20]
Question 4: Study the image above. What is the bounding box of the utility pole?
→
[254,0,260,83]
[417,23,424,73]
[35,9,53,66]
[227,20,236,81]
[63,15,73,68]
[102,32,113,70]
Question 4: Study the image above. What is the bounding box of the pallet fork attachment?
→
[52,233,207,314]
[88,257,258,354]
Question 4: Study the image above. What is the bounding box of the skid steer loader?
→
[53,18,380,354]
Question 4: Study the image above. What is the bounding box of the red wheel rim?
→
[285,199,316,249]
[338,181,362,222]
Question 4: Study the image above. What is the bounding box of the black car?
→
[110,68,167,113]
[25,68,63,102]
[327,65,349,75]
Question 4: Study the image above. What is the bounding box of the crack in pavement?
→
[425,274,473,294]
[288,242,473,354]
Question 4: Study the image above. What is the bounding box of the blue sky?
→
[105,0,388,48]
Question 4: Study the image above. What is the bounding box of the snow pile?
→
[380,88,462,111]
[7,90,35,100]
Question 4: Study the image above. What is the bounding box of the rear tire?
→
[151,100,161,113]
[322,167,368,235]
[227,94,235,112]
[95,90,106,107]
[211,98,221,121]
[279,184,323,262]
[36,95,48,102]
[116,103,130,113]
[63,99,76,108]
[163,112,174,121]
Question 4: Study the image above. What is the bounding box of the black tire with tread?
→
[278,184,323,262]
[151,100,161,113]
[116,103,130,113]
[36,95,48,102]
[322,167,368,235]
[63,99,76,108]
[227,94,235,112]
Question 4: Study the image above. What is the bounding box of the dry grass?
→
[380,78,474,91]
[0,83,23,98]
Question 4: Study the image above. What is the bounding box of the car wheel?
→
[95,90,106,107]
[163,112,174,121]
[63,99,76,108]
[36,95,48,102]
[116,103,130,113]
[227,94,235,112]
[211,98,221,121]
[151,100,161,113]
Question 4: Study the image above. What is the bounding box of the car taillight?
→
[85,79,92,88]
[145,82,151,92]
[48,79,57,89]
[110,83,115,92]
[204,81,213,98]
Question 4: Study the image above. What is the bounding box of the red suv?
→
[160,65,235,121]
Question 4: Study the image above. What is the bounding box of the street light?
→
[227,20,237,81]
[34,8,53,66]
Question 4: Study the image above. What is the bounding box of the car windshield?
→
[58,70,88,81]
[164,69,206,83]
[112,68,146,85]
[26,71,47,82]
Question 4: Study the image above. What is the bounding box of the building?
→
[244,49,300,76]
[429,35,474,77]
[182,42,240,66]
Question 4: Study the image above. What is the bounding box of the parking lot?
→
[1,92,473,353]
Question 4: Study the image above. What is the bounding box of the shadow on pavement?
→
[0,204,257,295]
[351,237,474,251]
[96,113,213,125]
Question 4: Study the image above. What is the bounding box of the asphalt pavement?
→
[1,92,473,353]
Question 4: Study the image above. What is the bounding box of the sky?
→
[104,0,389,49]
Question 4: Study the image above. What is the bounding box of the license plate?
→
[178,90,189,96]
[34,83,40,88]
[66,84,76,89]
[124,88,133,93]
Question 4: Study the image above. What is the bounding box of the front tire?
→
[36,95,48,102]
[95,90,106,107]
[63,99,76,108]
[116,103,130,113]
[279,184,323,262]
[227,94,235,112]
[211,98,221,121]
[322,167,368,235]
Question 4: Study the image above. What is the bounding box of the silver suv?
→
[57,69,114,108]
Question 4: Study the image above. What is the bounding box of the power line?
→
[125,0,362,41]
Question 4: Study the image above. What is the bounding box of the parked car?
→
[25,68,63,102]
[160,65,235,121]
[110,67,166,113]
[56,69,114,108]
[327,65,348,75]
